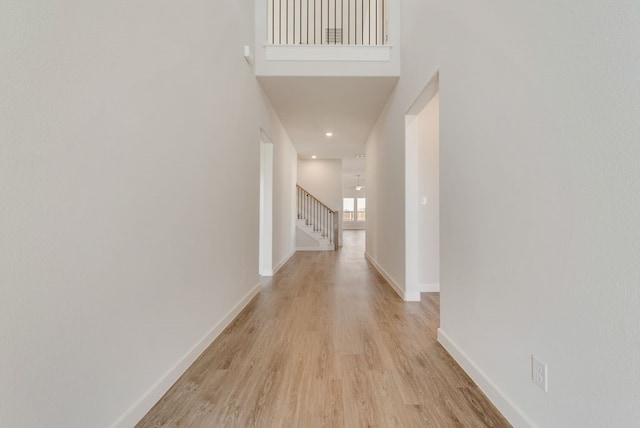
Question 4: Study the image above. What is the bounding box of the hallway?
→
[138,231,509,427]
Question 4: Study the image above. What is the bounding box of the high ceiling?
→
[258,76,398,169]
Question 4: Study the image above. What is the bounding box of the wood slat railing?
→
[297,185,338,250]
[268,0,387,46]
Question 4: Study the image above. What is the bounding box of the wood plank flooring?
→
[137,231,510,427]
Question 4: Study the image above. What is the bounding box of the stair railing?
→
[268,0,388,46]
[297,184,339,250]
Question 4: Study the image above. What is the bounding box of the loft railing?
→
[297,185,339,250]
[268,0,387,45]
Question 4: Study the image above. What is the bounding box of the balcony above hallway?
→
[254,0,400,77]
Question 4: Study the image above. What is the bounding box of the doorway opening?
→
[259,134,274,276]
[405,73,440,301]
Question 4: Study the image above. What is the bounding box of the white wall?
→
[297,159,343,244]
[261,103,298,272]
[366,1,640,427]
[342,188,366,199]
[0,1,295,427]
[297,159,343,212]
[343,223,366,231]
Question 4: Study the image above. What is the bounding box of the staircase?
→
[296,185,338,251]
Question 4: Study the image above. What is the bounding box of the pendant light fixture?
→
[355,174,363,191]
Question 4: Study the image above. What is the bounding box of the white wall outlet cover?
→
[243,45,253,65]
[532,355,548,392]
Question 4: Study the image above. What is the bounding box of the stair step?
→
[296,220,334,251]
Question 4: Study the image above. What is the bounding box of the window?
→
[343,198,366,222]
[343,198,355,222]
[357,198,366,221]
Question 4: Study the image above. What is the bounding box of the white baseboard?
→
[296,246,333,251]
[110,284,261,428]
[404,291,421,301]
[419,282,440,292]
[273,249,296,275]
[364,252,420,301]
[437,329,535,428]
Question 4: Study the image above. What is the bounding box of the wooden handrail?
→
[296,184,334,213]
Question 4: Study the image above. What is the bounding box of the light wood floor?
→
[137,231,510,427]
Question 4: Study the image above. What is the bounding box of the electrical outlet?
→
[531,355,548,392]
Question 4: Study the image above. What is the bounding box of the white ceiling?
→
[258,76,398,173]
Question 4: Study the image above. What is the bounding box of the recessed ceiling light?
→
[325,132,333,137]
[311,155,317,159]
[355,154,366,159]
